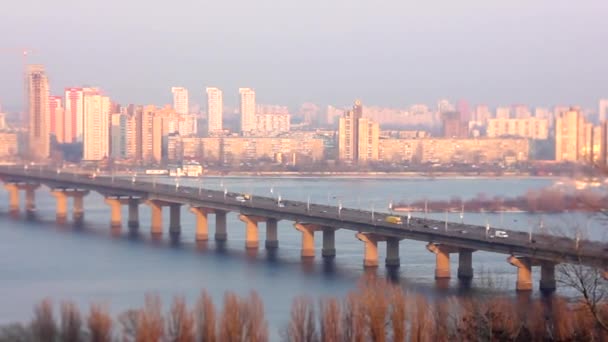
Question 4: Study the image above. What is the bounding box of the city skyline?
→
[1,1,608,111]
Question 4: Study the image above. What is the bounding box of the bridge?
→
[0,165,606,293]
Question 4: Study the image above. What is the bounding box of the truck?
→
[385,216,403,224]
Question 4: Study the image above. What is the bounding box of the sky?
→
[0,0,607,112]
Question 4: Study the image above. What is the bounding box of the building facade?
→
[27,65,50,160]
[338,100,363,162]
[206,87,223,134]
[83,89,110,161]
[239,88,256,134]
[555,108,591,162]
[171,87,189,115]
[49,96,65,143]
[486,118,549,140]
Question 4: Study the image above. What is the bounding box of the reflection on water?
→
[0,177,603,335]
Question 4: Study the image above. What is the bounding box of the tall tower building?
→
[171,87,189,115]
[206,87,223,134]
[599,99,608,123]
[357,117,379,162]
[338,100,364,162]
[49,96,65,143]
[239,88,256,134]
[555,108,592,162]
[26,65,50,160]
[64,88,85,143]
[82,88,110,160]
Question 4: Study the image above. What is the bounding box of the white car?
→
[495,230,509,238]
[235,196,246,202]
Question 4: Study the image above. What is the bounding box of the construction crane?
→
[0,48,36,126]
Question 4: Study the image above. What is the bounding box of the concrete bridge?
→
[1,165,606,293]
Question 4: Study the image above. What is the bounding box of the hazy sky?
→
[1,0,607,111]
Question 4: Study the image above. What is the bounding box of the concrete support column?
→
[5,184,19,214]
[385,237,401,267]
[148,201,163,236]
[539,262,556,293]
[51,191,68,223]
[72,193,86,225]
[105,198,122,228]
[169,204,181,235]
[239,214,260,249]
[25,187,36,216]
[190,207,210,241]
[457,249,474,280]
[508,256,532,291]
[128,199,139,229]
[215,211,227,241]
[265,218,278,249]
[322,228,336,258]
[356,233,379,267]
[426,243,451,279]
[294,223,317,258]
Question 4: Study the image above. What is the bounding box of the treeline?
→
[397,188,608,213]
[1,280,607,341]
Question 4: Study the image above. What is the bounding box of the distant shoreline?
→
[128,171,562,180]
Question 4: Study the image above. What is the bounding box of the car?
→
[278,202,285,208]
[235,196,246,202]
[432,226,439,230]
[460,230,467,234]
[495,230,509,238]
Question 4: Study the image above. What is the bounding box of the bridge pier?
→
[385,237,401,267]
[539,262,556,293]
[147,201,163,236]
[239,214,265,249]
[72,191,87,226]
[190,207,213,241]
[458,249,474,280]
[294,223,320,258]
[322,228,336,258]
[128,199,139,229]
[426,243,453,279]
[169,204,181,235]
[215,210,227,241]
[24,185,38,218]
[508,256,532,291]
[4,183,20,215]
[51,190,68,224]
[356,233,380,267]
[265,218,279,249]
[105,198,122,228]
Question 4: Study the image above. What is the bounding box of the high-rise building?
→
[206,87,223,134]
[599,99,608,123]
[64,88,85,143]
[496,107,511,119]
[255,113,291,135]
[110,113,127,159]
[338,100,364,162]
[26,65,50,160]
[441,111,467,138]
[239,88,256,134]
[83,89,110,161]
[555,108,592,162]
[357,117,379,162]
[138,105,162,163]
[49,96,65,143]
[171,87,189,115]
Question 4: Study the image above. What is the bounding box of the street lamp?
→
[306,195,310,212]
[407,211,411,226]
[338,200,342,219]
[444,209,448,232]
[223,188,227,200]
[371,203,375,223]
[485,220,490,238]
